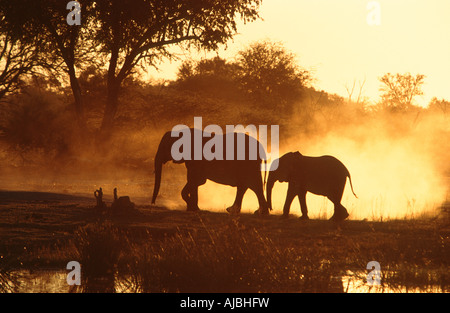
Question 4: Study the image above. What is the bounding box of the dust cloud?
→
[189,107,449,220]
[1,96,448,221]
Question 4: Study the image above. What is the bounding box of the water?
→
[6,270,68,293]
[3,270,444,293]
[5,270,129,293]
[342,271,445,293]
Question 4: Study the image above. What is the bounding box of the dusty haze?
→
[0,89,448,221]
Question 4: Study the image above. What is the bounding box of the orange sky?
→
[150,0,450,107]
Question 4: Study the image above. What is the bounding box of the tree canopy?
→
[176,40,311,113]
[236,41,310,107]
[0,0,263,134]
[379,72,425,111]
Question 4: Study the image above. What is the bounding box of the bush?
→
[0,86,76,164]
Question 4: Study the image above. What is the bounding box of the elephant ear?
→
[290,152,305,180]
[286,153,298,180]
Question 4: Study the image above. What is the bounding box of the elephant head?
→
[151,131,181,205]
[266,152,300,210]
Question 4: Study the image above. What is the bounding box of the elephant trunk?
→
[266,171,278,210]
[151,148,164,205]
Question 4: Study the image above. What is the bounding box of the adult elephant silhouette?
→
[151,128,269,215]
[266,151,357,221]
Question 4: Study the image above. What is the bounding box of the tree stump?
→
[94,187,107,211]
[111,188,135,213]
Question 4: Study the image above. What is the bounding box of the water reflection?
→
[4,270,126,293]
[342,271,446,293]
[11,270,68,293]
[3,270,445,293]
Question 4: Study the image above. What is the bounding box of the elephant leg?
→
[297,189,309,220]
[184,169,206,212]
[340,204,350,220]
[181,183,191,205]
[188,185,201,212]
[282,184,297,218]
[330,202,349,221]
[181,183,200,212]
[226,185,248,214]
[328,185,349,221]
[250,179,270,215]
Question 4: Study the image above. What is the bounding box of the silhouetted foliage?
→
[174,41,312,124]
[0,83,76,162]
[0,33,37,100]
[175,56,242,101]
[89,0,263,133]
[428,97,449,116]
[0,0,99,130]
[0,0,263,135]
[236,40,311,110]
[77,66,108,122]
[379,73,425,111]
[0,1,47,101]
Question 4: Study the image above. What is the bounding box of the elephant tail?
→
[347,173,358,199]
[263,159,267,188]
[261,159,272,210]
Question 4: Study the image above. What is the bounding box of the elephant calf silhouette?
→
[266,151,357,221]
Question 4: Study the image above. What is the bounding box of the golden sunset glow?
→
[155,0,450,107]
[144,1,450,220]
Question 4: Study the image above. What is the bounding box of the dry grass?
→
[60,211,449,293]
[120,219,342,293]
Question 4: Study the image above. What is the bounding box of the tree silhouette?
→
[428,97,449,116]
[379,72,425,111]
[0,2,46,101]
[90,0,262,134]
[175,56,240,100]
[0,0,98,130]
[177,57,236,81]
[175,41,311,115]
[0,33,36,100]
[235,40,310,110]
[0,0,262,136]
